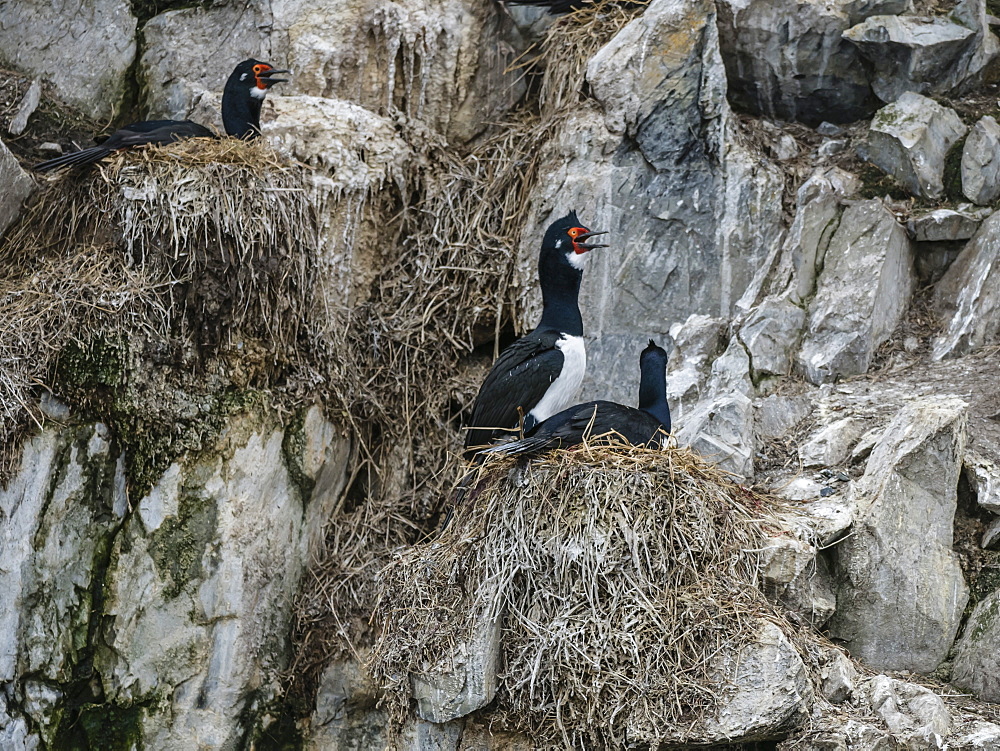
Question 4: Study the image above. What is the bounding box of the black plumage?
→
[463,211,608,458]
[33,59,288,172]
[480,339,671,457]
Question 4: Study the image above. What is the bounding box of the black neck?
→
[638,360,671,430]
[221,86,263,139]
[537,255,584,336]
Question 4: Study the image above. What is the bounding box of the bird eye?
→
[253,65,263,74]
[568,228,579,238]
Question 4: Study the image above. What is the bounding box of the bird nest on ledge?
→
[366,443,796,748]
[0,138,328,478]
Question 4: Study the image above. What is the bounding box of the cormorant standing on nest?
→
[33,59,289,172]
[479,339,672,457]
[463,211,608,459]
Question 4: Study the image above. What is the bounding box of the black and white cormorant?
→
[479,339,672,457]
[463,211,608,459]
[33,59,289,172]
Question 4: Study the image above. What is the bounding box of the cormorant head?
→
[229,59,290,100]
[640,339,669,370]
[539,211,608,271]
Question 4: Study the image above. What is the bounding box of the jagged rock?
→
[0,138,35,239]
[8,79,41,136]
[706,337,753,399]
[0,694,34,751]
[755,394,813,440]
[859,92,967,200]
[141,0,524,143]
[680,621,812,742]
[776,477,828,503]
[665,316,729,415]
[762,535,837,626]
[843,15,975,103]
[951,590,1000,701]
[675,392,755,479]
[797,200,915,384]
[952,721,1000,749]
[778,719,896,750]
[865,675,951,749]
[0,0,136,120]
[411,616,502,723]
[798,497,856,545]
[962,116,1000,205]
[739,297,806,379]
[827,399,969,672]
[716,0,906,123]
[908,208,988,242]
[983,517,1000,549]
[820,649,859,703]
[933,211,1000,359]
[965,453,1000,513]
[799,417,865,467]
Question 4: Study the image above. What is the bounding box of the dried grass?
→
[368,444,788,747]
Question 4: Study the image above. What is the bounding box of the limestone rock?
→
[983,517,1000,549]
[799,417,865,467]
[820,649,859,703]
[962,116,1000,205]
[859,92,967,200]
[716,0,904,123]
[843,15,975,103]
[685,622,812,742]
[0,138,34,240]
[755,394,813,440]
[411,616,502,723]
[964,453,1000,514]
[798,496,856,545]
[952,721,1000,749]
[827,399,969,673]
[0,0,136,120]
[951,590,1000,701]
[776,719,895,750]
[8,79,41,137]
[865,675,951,748]
[739,297,807,379]
[797,200,915,384]
[675,392,754,479]
[666,315,729,415]
[933,211,1000,359]
[908,208,989,242]
[762,535,837,626]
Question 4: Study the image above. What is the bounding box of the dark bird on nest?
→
[463,210,608,459]
[479,339,672,457]
[33,59,289,172]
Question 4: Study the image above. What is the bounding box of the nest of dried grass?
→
[367,444,787,747]
[0,138,327,480]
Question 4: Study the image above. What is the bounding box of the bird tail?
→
[477,435,551,457]
[32,145,110,172]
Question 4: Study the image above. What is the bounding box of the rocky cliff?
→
[2,0,1000,747]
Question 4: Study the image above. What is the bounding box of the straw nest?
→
[368,443,790,747]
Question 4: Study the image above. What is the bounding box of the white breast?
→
[529,334,586,423]
[250,86,267,100]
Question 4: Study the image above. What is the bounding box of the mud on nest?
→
[367,443,792,748]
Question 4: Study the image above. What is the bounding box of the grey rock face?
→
[820,650,859,704]
[964,452,1000,513]
[799,417,865,467]
[797,200,915,384]
[952,721,1000,749]
[908,208,988,242]
[716,0,898,123]
[827,399,969,673]
[739,297,807,379]
[951,590,1000,701]
[859,92,967,200]
[0,0,136,120]
[675,392,754,479]
[411,617,501,723]
[962,116,1000,205]
[0,138,34,240]
[933,211,1000,359]
[843,15,975,103]
[865,675,952,748]
[761,535,837,626]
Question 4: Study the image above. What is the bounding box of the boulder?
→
[820,649,859,703]
[797,200,915,384]
[0,0,136,120]
[983,517,1000,550]
[907,208,989,242]
[761,535,837,626]
[675,392,755,479]
[665,315,729,415]
[952,721,1000,749]
[962,116,1000,205]
[933,211,1000,359]
[843,15,975,103]
[865,675,951,749]
[859,92,967,200]
[716,0,907,123]
[799,417,865,467]
[0,138,34,240]
[964,453,1000,514]
[951,590,1000,702]
[826,399,969,673]
[739,297,807,379]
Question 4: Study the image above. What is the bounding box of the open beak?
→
[575,229,609,250]
[260,68,291,85]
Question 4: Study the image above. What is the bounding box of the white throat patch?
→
[250,86,267,99]
[566,250,587,270]
[529,334,586,423]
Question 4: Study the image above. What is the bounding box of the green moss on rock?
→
[942,135,968,204]
[281,408,316,504]
[147,487,219,599]
[52,701,144,751]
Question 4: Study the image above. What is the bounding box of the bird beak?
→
[260,69,291,85]
[575,230,609,250]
